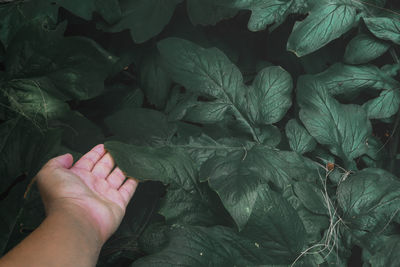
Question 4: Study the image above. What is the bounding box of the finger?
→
[47,153,74,169]
[118,178,138,205]
[106,167,126,189]
[73,144,105,171]
[92,153,115,179]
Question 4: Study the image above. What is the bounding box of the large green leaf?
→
[139,51,172,109]
[0,179,30,255]
[1,79,69,123]
[364,17,400,44]
[105,108,176,146]
[338,168,400,232]
[362,88,400,119]
[313,63,398,97]
[240,0,294,32]
[1,18,117,123]
[133,225,273,266]
[343,33,390,65]
[239,185,307,263]
[311,63,400,119]
[368,236,400,267]
[158,38,292,143]
[0,118,61,194]
[297,76,372,164]
[0,0,58,47]
[134,223,311,266]
[212,0,306,32]
[200,145,318,229]
[4,19,117,101]
[287,3,356,56]
[187,0,238,26]
[55,0,122,24]
[105,141,226,226]
[285,119,316,154]
[99,0,183,43]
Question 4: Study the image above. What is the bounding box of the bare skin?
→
[0,144,138,267]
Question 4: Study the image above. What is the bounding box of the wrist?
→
[46,203,105,248]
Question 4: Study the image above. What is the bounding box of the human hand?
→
[36,144,138,244]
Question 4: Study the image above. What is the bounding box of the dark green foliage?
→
[1,0,400,266]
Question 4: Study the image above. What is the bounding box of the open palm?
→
[36,144,138,243]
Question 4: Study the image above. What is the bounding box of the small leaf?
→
[364,17,400,44]
[243,66,293,125]
[362,88,400,119]
[293,181,327,215]
[285,119,316,154]
[344,33,390,65]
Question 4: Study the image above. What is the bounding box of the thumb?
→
[47,153,74,169]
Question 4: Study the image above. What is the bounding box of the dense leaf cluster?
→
[1,0,400,266]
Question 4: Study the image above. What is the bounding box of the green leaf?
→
[200,145,318,230]
[158,38,292,142]
[243,0,294,32]
[239,185,307,263]
[0,179,30,255]
[368,236,400,267]
[105,141,225,226]
[1,79,70,122]
[4,18,117,101]
[99,0,183,43]
[54,0,121,24]
[285,119,316,154]
[297,77,372,163]
[0,118,61,194]
[53,111,105,153]
[105,108,176,146]
[338,168,400,231]
[293,182,327,215]
[187,0,238,26]
[243,66,293,125]
[133,225,274,266]
[287,3,357,56]
[344,33,390,65]
[139,51,172,109]
[362,88,400,119]
[311,63,400,119]
[94,0,122,24]
[0,0,58,47]
[212,0,302,32]
[313,63,399,98]
[364,17,400,44]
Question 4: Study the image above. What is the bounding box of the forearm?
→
[0,207,103,267]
